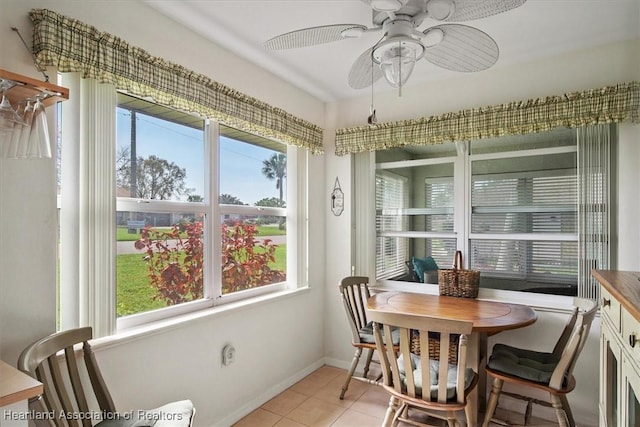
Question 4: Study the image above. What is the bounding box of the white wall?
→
[323,38,640,426]
[0,1,326,426]
[1,1,639,426]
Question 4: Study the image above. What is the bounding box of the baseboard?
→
[212,358,326,427]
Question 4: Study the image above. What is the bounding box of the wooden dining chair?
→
[339,276,399,399]
[18,326,195,427]
[482,297,598,427]
[370,309,478,427]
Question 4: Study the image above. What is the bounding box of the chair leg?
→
[524,399,533,425]
[550,394,571,427]
[382,396,400,427]
[340,347,362,399]
[362,348,374,379]
[446,411,457,427]
[464,400,474,426]
[482,378,504,427]
[558,394,575,427]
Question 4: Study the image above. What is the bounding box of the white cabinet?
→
[593,270,640,427]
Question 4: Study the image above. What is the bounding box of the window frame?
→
[60,87,307,333]
[371,135,582,296]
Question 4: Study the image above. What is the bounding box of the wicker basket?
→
[438,251,480,299]
[411,331,459,364]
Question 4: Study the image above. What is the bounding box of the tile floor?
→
[231,365,555,427]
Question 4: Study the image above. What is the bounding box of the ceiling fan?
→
[264,0,527,92]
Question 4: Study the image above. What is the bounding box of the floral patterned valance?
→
[335,81,640,156]
[30,9,324,154]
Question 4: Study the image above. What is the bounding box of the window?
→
[375,170,409,279]
[469,148,578,294]
[111,94,297,327]
[374,128,591,296]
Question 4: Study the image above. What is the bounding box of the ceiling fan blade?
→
[264,24,368,50]
[348,47,384,89]
[423,24,499,72]
[444,0,527,22]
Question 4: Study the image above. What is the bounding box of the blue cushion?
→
[411,256,439,283]
[397,353,475,400]
[487,343,560,384]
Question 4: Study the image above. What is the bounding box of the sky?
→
[116,109,284,205]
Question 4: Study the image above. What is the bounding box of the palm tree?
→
[261,153,286,205]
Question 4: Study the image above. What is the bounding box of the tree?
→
[116,146,131,190]
[255,197,285,208]
[116,153,191,200]
[219,193,245,205]
[261,153,286,205]
[187,194,203,202]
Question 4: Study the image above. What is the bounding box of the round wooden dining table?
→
[367,291,537,425]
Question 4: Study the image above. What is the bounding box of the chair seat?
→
[96,400,194,427]
[487,343,560,385]
[359,321,400,345]
[398,353,475,400]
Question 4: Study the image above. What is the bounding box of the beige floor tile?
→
[262,389,309,416]
[289,367,343,396]
[330,408,383,426]
[274,418,308,427]
[349,385,392,420]
[232,408,282,427]
[286,397,346,427]
[314,372,371,407]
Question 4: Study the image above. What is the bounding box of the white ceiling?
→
[145,0,640,102]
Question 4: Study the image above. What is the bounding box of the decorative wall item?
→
[331,177,344,216]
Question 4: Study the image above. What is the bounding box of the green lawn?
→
[116,253,167,316]
[116,244,286,317]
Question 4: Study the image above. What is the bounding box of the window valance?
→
[335,81,639,156]
[29,9,324,154]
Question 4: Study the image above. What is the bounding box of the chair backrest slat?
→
[47,352,79,425]
[64,346,92,426]
[36,364,64,426]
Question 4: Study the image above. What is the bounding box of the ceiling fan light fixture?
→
[340,26,366,38]
[370,0,408,12]
[426,0,455,20]
[373,37,424,88]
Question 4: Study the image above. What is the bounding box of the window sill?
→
[90,286,311,351]
[373,280,582,314]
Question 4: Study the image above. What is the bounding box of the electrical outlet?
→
[222,344,235,365]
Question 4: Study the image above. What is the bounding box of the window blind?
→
[375,171,409,279]
[470,167,578,286]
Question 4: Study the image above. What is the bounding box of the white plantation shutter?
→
[376,171,409,279]
[424,178,457,267]
[470,168,578,285]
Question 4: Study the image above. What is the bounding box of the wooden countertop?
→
[0,360,42,407]
[592,270,640,322]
